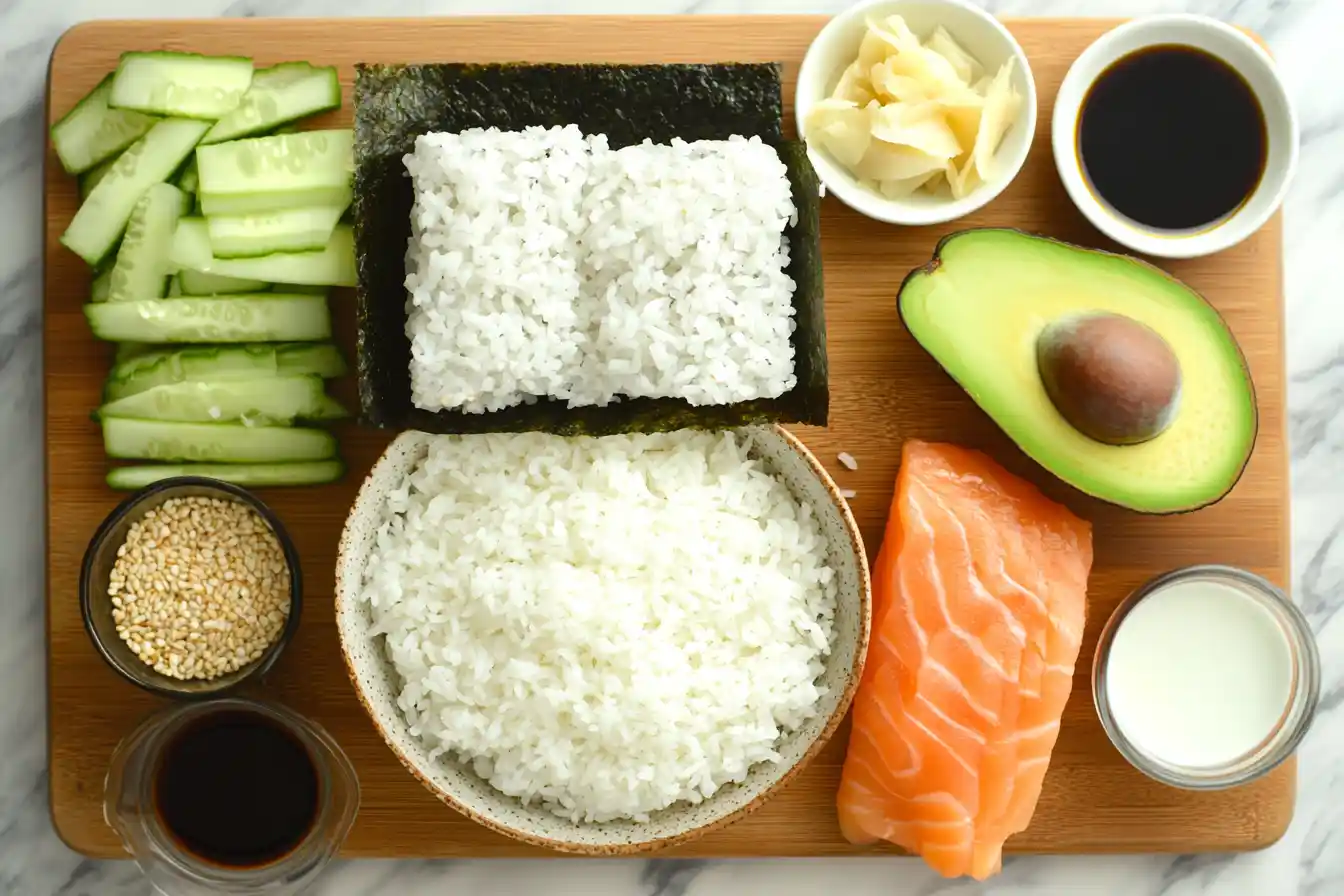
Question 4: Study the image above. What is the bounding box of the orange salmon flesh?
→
[836,440,1093,880]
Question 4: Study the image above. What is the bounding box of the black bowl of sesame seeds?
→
[80,477,303,699]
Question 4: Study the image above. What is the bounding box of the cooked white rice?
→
[359,430,838,823]
[404,125,798,414]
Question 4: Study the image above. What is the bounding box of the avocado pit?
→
[1036,312,1181,445]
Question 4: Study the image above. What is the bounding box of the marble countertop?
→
[5,0,1339,893]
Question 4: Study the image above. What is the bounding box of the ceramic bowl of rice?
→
[334,425,871,854]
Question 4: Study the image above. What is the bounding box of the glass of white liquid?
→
[1092,564,1319,789]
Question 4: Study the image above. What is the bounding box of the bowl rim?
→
[794,0,1039,225]
[79,476,304,700]
[333,425,872,855]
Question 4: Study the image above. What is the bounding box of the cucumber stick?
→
[61,118,210,266]
[206,204,345,258]
[177,269,269,295]
[106,183,190,302]
[108,460,345,490]
[84,295,331,343]
[90,267,112,303]
[105,343,346,400]
[307,394,349,420]
[102,418,336,463]
[172,218,355,286]
[197,129,353,216]
[79,156,118,201]
[175,158,199,195]
[51,74,157,175]
[113,343,155,364]
[98,375,337,425]
[201,63,342,145]
[109,52,254,120]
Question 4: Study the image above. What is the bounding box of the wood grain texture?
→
[45,16,1292,860]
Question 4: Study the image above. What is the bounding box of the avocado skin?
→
[895,227,1258,516]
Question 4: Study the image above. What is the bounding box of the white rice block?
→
[403,127,798,414]
[404,125,597,414]
[575,137,798,408]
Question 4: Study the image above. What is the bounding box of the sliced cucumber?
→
[201,63,342,145]
[99,375,330,425]
[85,295,331,343]
[51,74,158,175]
[206,204,345,259]
[166,275,183,297]
[106,183,190,302]
[60,118,210,266]
[109,52,254,120]
[278,284,328,296]
[79,156,119,201]
[113,342,155,364]
[103,418,337,462]
[197,129,353,216]
[105,343,346,400]
[90,267,112,303]
[177,269,269,295]
[306,394,350,420]
[175,157,199,194]
[172,218,355,286]
[108,460,345,490]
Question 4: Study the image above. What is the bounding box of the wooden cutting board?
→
[44,16,1291,859]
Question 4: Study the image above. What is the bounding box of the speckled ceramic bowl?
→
[334,426,871,854]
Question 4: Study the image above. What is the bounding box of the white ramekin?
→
[795,0,1037,226]
[1052,15,1297,259]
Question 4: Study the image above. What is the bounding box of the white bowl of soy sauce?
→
[1052,15,1297,258]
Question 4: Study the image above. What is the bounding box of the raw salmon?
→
[836,440,1093,880]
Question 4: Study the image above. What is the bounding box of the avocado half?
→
[897,228,1257,514]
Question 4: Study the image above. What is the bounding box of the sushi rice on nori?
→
[352,62,827,435]
[404,125,798,415]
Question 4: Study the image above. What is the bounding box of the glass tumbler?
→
[104,697,359,895]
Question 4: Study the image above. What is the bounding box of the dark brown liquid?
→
[153,710,319,868]
[1078,44,1267,230]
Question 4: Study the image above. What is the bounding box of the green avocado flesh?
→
[898,229,1257,514]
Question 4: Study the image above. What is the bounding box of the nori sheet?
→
[352,62,827,435]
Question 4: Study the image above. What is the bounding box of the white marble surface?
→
[3,0,1340,893]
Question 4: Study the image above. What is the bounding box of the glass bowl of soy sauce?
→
[104,697,358,896]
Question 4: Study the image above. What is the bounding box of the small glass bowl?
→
[1092,564,1319,789]
[105,697,359,896]
[80,477,302,699]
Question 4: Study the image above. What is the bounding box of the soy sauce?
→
[1078,45,1267,231]
[153,709,319,868]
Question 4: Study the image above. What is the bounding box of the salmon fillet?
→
[836,440,1093,880]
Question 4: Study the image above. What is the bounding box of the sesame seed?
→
[108,496,290,682]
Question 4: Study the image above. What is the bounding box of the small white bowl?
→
[795,0,1037,226]
[1052,15,1298,259]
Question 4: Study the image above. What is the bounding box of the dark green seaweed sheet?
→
[352,62,827,435]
